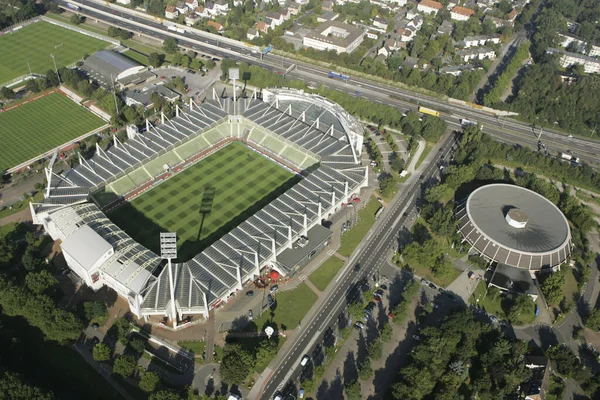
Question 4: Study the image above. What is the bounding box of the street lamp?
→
[50,54,61,85]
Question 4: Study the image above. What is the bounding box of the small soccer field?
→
[108,143,299,261]
[0,91,106,171]
[0,21,110,83]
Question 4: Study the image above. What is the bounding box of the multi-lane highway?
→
[260,134,456,400]
[58,0,600,165]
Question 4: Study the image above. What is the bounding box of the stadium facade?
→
[456,184,572,270]
[31,89,368,326]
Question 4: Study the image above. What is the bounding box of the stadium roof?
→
[34,90,368,318]
[457,184,572,270]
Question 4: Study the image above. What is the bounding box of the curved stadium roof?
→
[457,184,572,270]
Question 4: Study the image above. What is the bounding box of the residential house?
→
[175,1,188,14]
[556,72,579,85]
[266,11,284,28]
[255,21,269,34]
[457,47,496,62]
[396,27,414,42]
[214,0,229,14]
[405,9,419,20]
[295,0,310,5]
[439,64,474,76]
[437,20,454,36]
[367,30,379,40]
[403,56,418,69]
[288,4,301,15]
[377,37,405,58]
[546,47,600,74]
[417,0,443,15]
[462,35,500,48]
[317,11,339,23]
[507,8,518,24]
[520,356,551,400]
[204,2,217,16]
[207,20,224,33]
[116,0,131,5]
[247,28,259,40]
[185,0,198,10]
[322,0,334,11]
[165,5,179,19]
[280,8,291,20]
[389,0,407,5]
[195,6,210,18]
[450,6,475,21]
[407,14,423,30]
[185,13,199,26]
[373,17,388,31]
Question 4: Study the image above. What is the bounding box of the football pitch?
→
[108,143,300,261]
[0,21,110,83]
[0,92,106,172]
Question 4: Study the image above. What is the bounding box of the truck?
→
[460,118,477,127]
[418,106,440,117]
[66,3,80,10]
[167,25,177,32]
[176,28,186,34]
[560,152,580,164]
[375,206,384,219]
[328,71,350,82]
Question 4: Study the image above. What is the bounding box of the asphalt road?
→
[58,0,600,165]
[260,133,456,400]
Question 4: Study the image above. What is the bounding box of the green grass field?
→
[252,283,318,331]
[338,196,380,257]
[0,92,105,171]
[109,143,298,261]
[309,256,345,292]
[0,21,110,83]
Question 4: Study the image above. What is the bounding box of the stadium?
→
[456,183,572,271]
[31,88,367,326]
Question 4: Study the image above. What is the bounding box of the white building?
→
[417,0,443,15]
[450,6,475,21]
[303,21,366,53]
[558,32,600,57]
[546,47,600,74]
[457,47,496,62]
[165,5,179,19]
[185,0,198,10]
[116,0,131,5]
[462,35,501,48]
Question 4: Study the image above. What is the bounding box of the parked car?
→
[270,285,279,293]
[268,294,274,306]
[91,323,99,330]
[354,321,365,330]
[375,289,384,296]
[248,310,253,320]
[246,290,254,297]
[379,284,388,290]
[300,355,310,366]
[373,295,381,302]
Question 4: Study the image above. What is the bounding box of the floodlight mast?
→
[229,68,239,116]
[160,232,178,328]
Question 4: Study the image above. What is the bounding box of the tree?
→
[0,372,55,400]
[381,323,393,342]
[119,29,132,41]
[149,390,182,400]
[508,294,535,323]
[139,371,160,392]
[70,14,83,24]
[92,343,112,362]
[220,343,253,384]
[128,338,146,354]
[358,359,373,380]
[21,247,42,271]
[77,80,93,98]
[540,270,566,305]
[148,52,163,68]
[0,237,15,265]
[368,339,383,360]
[345,380,361,400]
[24,270,57,294]
[390,152,405,173]
[113,355,136,377]
[584,308,600,331]
[379,173,396,197]
[83,300,107,321]
[109,317,131,344]
[0,86,14,99]
[162,38,178,54]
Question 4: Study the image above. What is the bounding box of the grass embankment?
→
[338,196,381,257]
[252,282,318,331]
[309,256,345,292]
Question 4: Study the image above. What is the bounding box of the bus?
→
[418,106,440,117]
[328,71,350,82]
[66,3,80,10]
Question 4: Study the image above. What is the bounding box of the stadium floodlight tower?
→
[160,232,179,328]
[229,68,239,113]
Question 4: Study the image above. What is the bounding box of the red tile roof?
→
[451,6,475,17]
[419,0,443,10]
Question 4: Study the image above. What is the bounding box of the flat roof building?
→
[303,21,365,53]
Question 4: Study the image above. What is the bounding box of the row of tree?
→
[482,42,531,106]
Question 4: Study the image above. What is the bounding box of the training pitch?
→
[0,21,110,83]
[0,92,106,172]
[108,143,299,261]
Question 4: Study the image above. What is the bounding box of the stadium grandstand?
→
[31,89,368,327]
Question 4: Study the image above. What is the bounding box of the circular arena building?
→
[456,183,572,270]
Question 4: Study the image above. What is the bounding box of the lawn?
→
[338,196,381,257]
[252,283,318,331]
[178,341,206,356]
[409,261,461,288]
[0,191,44,218]
[309,256,345,292]
[469,281,536,325]
[0,92,105,171]
[123,50,150,66]
[0,21,110,83]
[415,142,433,170]
[109,143,298,261]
